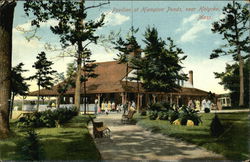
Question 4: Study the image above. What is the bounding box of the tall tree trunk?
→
[57,94,61,108]
[137,93,140,112]
[233,1,244,106]
[74,58,82,113]
[83,60,87,115]
[0,1,16,138]
[37,84,40,111]
[84,80,87,114]
[74,0,84,114]
[9,92,15,119]
[124,63,129,103]
[238,57,244,106]
[136,72,140,113]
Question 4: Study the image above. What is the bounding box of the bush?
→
[161,102,171,110]
[148,103,164,112]
[16,129,43,160]
[149,111,158,120]
[158,111,168,120]
[169,109,179,123]
[178,106,202,126]
[140,110,147,116]
[204,108,210,113]
[210,114,224,137]
[17,107,78,128]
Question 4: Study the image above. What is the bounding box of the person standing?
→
[107,101,111,112]
[202,98,211,113]
[131,101,136,109]
[195,99,201,110]
[123,101,128,114]
[111,101,116,111]
[101,101,105,113]
[188,99,194,109]
[94,98,98,115]
[105,101,109,115]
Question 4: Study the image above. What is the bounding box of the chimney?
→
[188,70,193,86]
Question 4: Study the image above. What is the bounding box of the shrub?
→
[140,110,147,116]
[158,111,168,120]
[149,111,158,120]
[210,114,224,137]
[161,102,171,111]
[169,109,179,123]
[204,108,210,113]
[16,129,43,160]
[17,107,78,128]
[148,103,164,112]
[178,106,202,126]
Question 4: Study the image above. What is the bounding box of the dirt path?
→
[89,113,225,161]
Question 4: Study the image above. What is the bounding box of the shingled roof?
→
[29,61,132,96]
[29,61,209,97]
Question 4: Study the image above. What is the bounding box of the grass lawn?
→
[0,116,101,160]
[134,112,249,160]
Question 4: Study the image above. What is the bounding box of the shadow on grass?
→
[0,130,25,160]
[38,133,101,160]
[0,116,101,160]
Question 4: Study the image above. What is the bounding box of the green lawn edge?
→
[134,112,250,160]
[0,115,101,160]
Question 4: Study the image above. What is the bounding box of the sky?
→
[12,0,245,95]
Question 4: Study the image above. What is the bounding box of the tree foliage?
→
[113,27,140,64]
[210,1,249,106]
[113,27,141,86]
[215,59,249,107]
[10,63,29,118]
[24,0,106,48]
[24,0,108,112]
[29,51,56,90]
[210,2,249,60]
[11,63,29,97]
[140,27,187,92]
[29,51,56,109]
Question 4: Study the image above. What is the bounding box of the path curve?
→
[89,113,225,161]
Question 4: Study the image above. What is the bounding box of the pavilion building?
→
[29,60,210,110]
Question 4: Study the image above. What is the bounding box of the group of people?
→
[121,101,136,114]
[187,98,214,112]
[93,99,136,115]
[94,98,214,115]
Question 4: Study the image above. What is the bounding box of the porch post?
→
[120,93,125,105]
[176,96,179,107]
[137,93,140,112]
[165,94,169,102]
[170,93,173,105]
[139,94,143,108]
[152,94,156,103]
[97,94,101,110]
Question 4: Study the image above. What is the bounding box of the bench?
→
[89,116,111,138]
[121,110,136,124]
[16,112,34,119]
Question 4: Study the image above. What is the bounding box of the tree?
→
[214,59,249,107]
[24,0,109,113]
[10,63,29,119]
[140,27,187,92]
[53,64,76,108]
[210,1,249,106]
[29,51,56,110]
[81,49,98,114]
[113,27,141,104]
[0,0,16,138]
